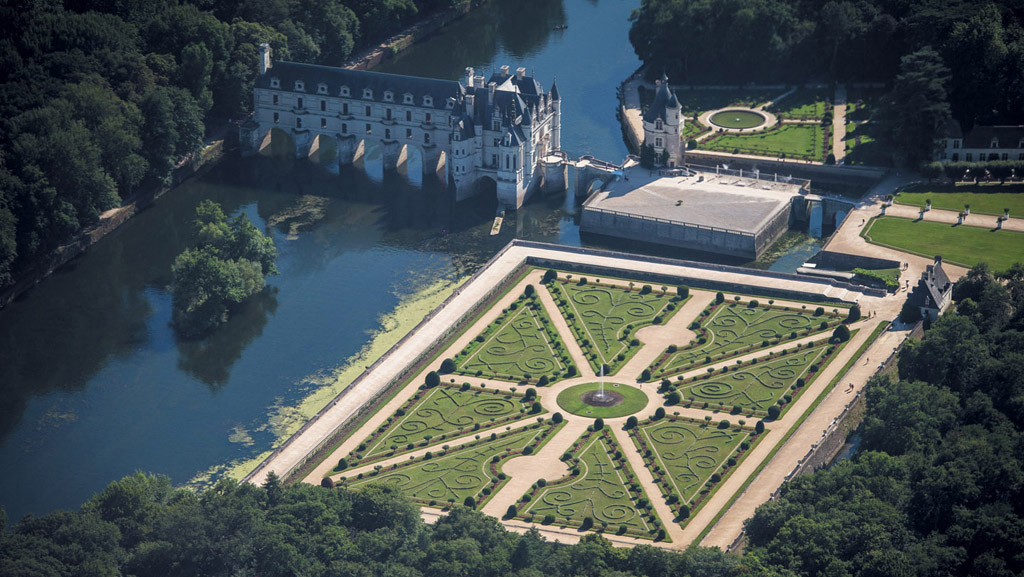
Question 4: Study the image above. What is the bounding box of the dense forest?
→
[0,0,459,292]
[2,262,1022,576]
[629,0,1024,162]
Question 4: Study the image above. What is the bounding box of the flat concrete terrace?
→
[244,240,905,551]
[581,167,806,258]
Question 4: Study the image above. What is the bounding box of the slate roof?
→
[962,125,1024,149]
[643,74,680,124]
[908,258,951,311]
[257,61,462,110]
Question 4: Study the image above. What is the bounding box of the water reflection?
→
[177,288,280,389]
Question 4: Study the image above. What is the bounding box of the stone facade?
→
[936,122,1024,163]
[642,74,683,167]
[241,44,561,208]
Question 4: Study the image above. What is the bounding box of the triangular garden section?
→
[648,299,845,380]
[546,278,683,376]
[345,420,562,509]
[516,427,668,541]
[453,292,572,384]
[629,415,761,527]
[337,384,540,470]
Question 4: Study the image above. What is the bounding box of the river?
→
[0,0,823,522]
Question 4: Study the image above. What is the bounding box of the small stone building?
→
[935,121,1024,163]
[906,256,952,321]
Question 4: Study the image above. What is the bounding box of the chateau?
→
[241,44,561,208]
[642,74,684,167]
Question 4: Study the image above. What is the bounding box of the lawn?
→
[345,421,560,508]
[701,124,825,161]
[556,382,649,419]
[845,87,885,122]
[453,292,571,383]
[674,340,841,416]
[894,184,1024,217]
[843,122,891,166]
[648,300,845,380]
[771,88,830,120]
[341,384,537,468]
[518,428,665,540]
[631,416,760,524]
[547,279,684,375]
[862,216,1024,271]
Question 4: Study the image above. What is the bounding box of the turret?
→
[549,78,561,152]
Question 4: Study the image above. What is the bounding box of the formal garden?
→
[344,419,563,509]
[701,124,827,162]
[335,384,541,470]
[647,298,847,380]
[629,415,761,525]
[517,428,667,540]
[669,337,850,417]
[863,216,1024,271]
[452,288,572,384]
[546,277,686,375]
[304,267,880,545]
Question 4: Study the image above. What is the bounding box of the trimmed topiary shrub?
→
[321,477,335,488]
[531,401,542,414]
[464,496,475,509]
[641,368,651,381]
[814,306,825,316]
[506,504,518,518]
[718,419,731,429]
[543,269,557,283]
[666,391,682,405]
[626,416,638,429]
[552,412,563,424]
[832,324,851,343]
[677,285,689,298]
[425,371,440,388]
[767,405,781,420]
[524,284,535,297]
[847,304,861,323]
[654,407,666,420]
[593,418,604,431]
[716,292,725,304]
[440,358,456,373]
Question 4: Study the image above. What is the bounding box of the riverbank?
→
[0,141,226,310]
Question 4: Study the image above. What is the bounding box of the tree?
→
[542,269,557,283]
[677,285,689,299]
[831,324,851,342]
[640,142,656,169]
[878,47,952,165]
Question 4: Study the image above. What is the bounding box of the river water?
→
[0,0,822,522]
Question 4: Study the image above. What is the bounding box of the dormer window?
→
[403,93,414,104]
[991,138,999,148]
[318,83,328,94]
[446,99,455,109]
[294,80,305,92]
[384,91,394,102]
[423,95,433,107]
[655,119,663,130]
[270,77,280,88]
[340,85,350,97]
[363,88,373,99]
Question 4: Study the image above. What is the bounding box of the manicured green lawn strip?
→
[692,321,887,543]
[772,88,829,120]
[346,420,563,509]
[675,342,832,416]
[548,279,685,376]
[702,124,825,161]
[556,383,649,419]
[337,384,541,470]
[630,416,763,527]
[518,429,666,540]
[649,301,845,380]
[851,268,900,290]
[683,120,708,140]
[862,216,1024,271]
[453,292,571,383]
[894,188,1024,217]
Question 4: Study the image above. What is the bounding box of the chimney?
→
[259,43,271,75]
[934,255,942,265]
[465,94,475,117]
[465,67,474,88]
[516,67,526,80]
[474,75,485,89]
[500,64,510,77]
[488,82,496,106]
